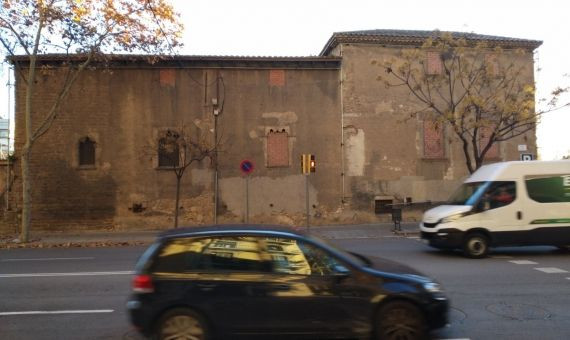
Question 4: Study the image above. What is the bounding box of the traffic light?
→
[301,154,316,174]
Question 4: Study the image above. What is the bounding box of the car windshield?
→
[447,181,490,206]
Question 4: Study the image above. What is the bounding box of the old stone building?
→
[3,30,541,231]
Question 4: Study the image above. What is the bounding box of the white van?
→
[420,161,570,258]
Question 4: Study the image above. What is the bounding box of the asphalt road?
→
[1,236,569,340]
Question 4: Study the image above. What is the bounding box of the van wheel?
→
[463,233,489,259]
[155,308,209,340]
[375,300,428,340]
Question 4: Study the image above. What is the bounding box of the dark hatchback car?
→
[127,225,448,340]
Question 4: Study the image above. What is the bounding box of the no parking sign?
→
[240,160,254,174]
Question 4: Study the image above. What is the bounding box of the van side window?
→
[525,174,570,203]
[482,181,516,210]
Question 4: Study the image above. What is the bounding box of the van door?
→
[476,181,527,246]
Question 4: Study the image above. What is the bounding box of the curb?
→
[0,224,421,249]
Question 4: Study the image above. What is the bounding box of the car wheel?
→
[375,300,428,340]
[155,308,209,340]
[463,232,489,259]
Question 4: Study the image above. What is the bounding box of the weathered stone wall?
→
[335,43,537,209]
[9,41,539,231]
[12,63,343,230]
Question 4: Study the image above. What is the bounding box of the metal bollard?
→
[391,208,402,232]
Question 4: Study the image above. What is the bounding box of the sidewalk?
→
[0,222,420,249]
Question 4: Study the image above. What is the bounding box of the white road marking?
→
[509,260,538,265]
[0,271,134,278]
[534,267,568,274]
[0,310,114,316]
[1,257,95,262]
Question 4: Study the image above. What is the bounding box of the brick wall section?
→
[423,121,444,158]
[13,68,118,230]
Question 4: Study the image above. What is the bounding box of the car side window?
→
[153,236,271,273]
[298,241,346,276]
[264,237,346,276]
[264,237,311,275]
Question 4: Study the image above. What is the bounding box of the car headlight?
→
[422,282,442,293]
[440,213,466,224]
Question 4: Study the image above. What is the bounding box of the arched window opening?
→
[79,137,96,166]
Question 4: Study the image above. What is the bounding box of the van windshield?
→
[447,181,490,206]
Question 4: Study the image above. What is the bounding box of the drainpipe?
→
[5,68,11,211]
[213,71,220,224]
[339,45,345,204]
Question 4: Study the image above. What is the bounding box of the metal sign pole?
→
[246,174,249,224]
[239,160,254,224]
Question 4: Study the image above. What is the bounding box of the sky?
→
[2,0,569,159]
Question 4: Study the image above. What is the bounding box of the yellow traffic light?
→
[301,154,315,174]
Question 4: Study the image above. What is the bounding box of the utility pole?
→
[212,71,222,224]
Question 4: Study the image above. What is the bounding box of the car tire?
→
[463,232,489,259]
[375,300,428,340]
[154,308,209,340]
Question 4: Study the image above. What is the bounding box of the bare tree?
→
[375,31,568,173]
[0,0,183,241]
[144,123,218,228]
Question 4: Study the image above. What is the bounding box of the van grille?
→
[422,222,439,228]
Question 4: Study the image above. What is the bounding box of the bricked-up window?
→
[267,130,289,167]
[479,126,500,158]
[158,132,180,167]
[426,51,443,75]
[269,70,285,86]
[423,121,445,158]
[485,54,499,76]
[159,69,176,87]
[79,137,95,166]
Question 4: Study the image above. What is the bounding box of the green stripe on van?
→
[530,218,570,224]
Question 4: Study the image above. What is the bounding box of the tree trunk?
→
[174,175,181,228]
[20,54,38,243]
[20,146,31,242]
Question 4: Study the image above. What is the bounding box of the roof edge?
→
[8,54,343,70]
[320,31,543,56]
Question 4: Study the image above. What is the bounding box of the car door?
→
[255,237,371,338]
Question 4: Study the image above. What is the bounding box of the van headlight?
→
[422,282,443,294]
[440,213,466,224]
